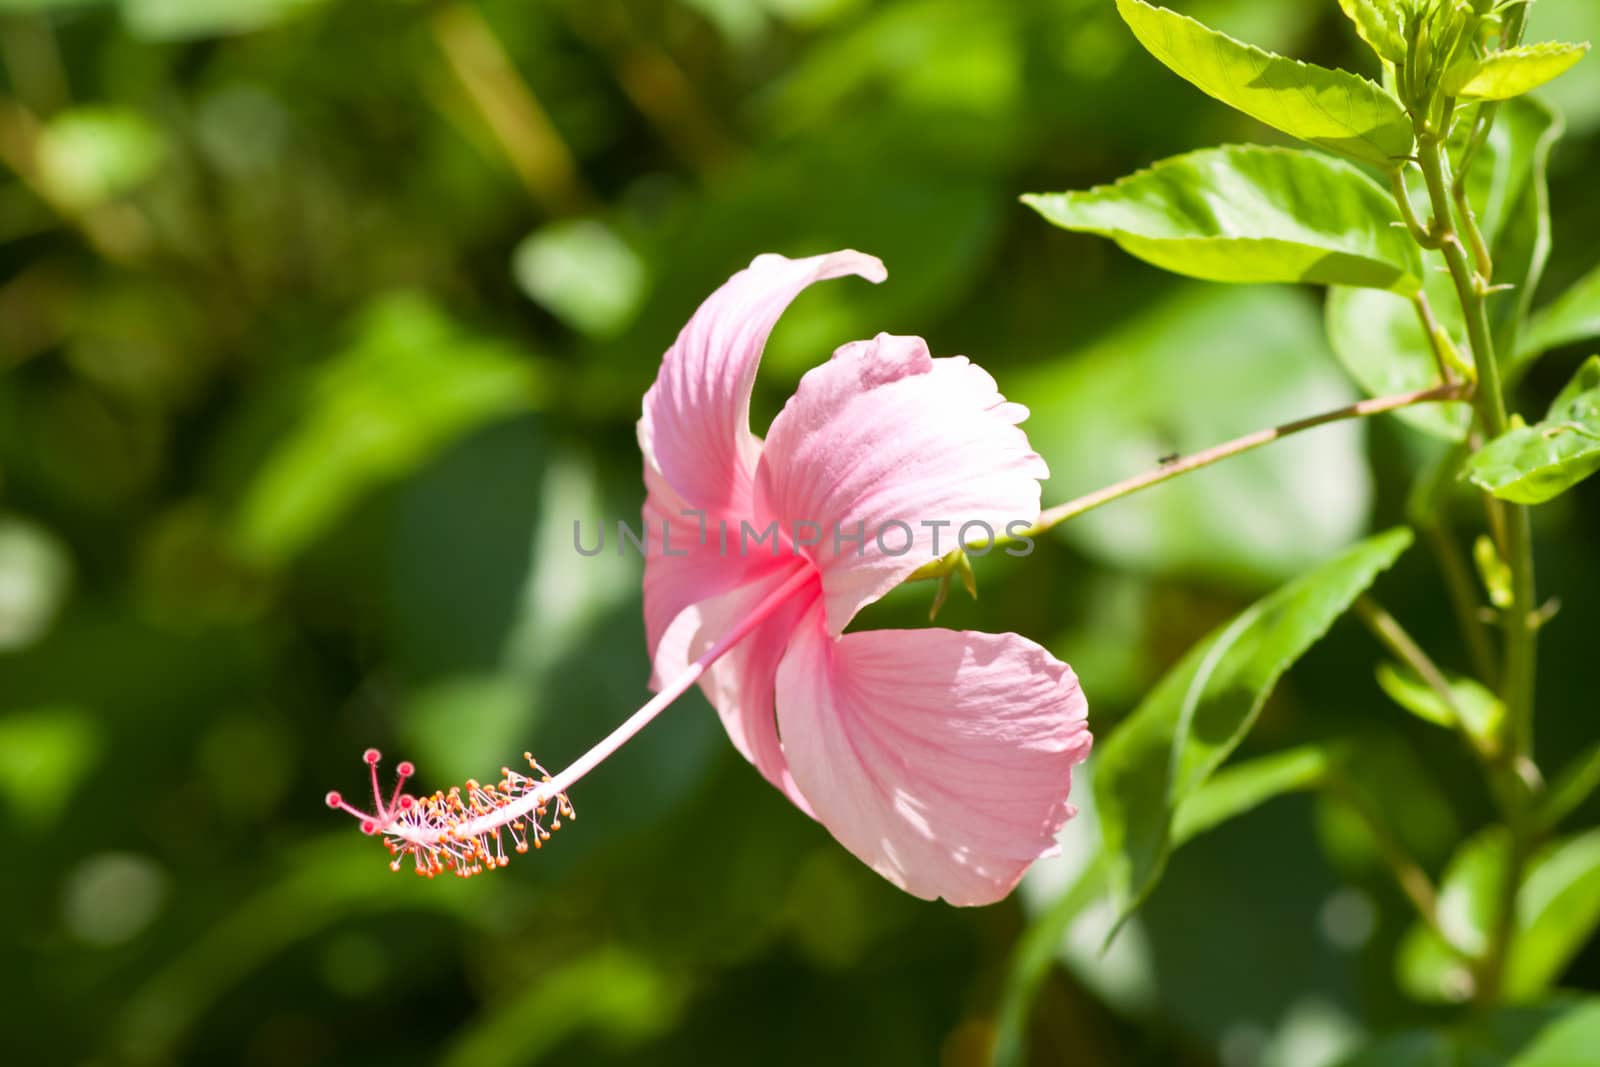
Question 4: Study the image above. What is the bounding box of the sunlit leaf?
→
[1465,359,1600,504]
[1551,354,1600,414]
[1024,145,1422,292]
[1523,265,1600,361]
[1445,43,1591,101]
[1440,829,1511,959]
[1375,661,1504,750]
[1527,0,1600,133]
[1396,828,1600,1004]
[1095,528,1412,921]
[1508,829,1600,998]
[1170,744,1337,845]
[1114,0,1413,168]
[1337,0,1405,64]
[1396,827,1507,1003]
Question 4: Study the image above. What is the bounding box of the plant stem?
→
[1356,591,1491,758]
[1425,520,1500,686]
[1410,291,1459,384]
[1416,143,1508,437]
[1326,775,1446,943]
[1028,383,1470,535]
[1416,138,1538,748]
[908,383,1471,582]
[1392,165,1439,248]
[1415,125,1540,1007]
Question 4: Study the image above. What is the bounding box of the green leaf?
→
[1440,828,1512,959]
[1114,0,1413,169]
[1465,361,1600,504]
[1375,661,1504,749]
[1537,740,1600,834]
[1523,266,1600,361]
[1094,528,1412,921]
[1508,829,1600,998]
[1549,354,1600,415]
[999,745,1335,1066]
[1445,42,1591,100]
[992,854,1111,1067]
[1024,145,1422,292]
[1170,744,1337,844]
[1395,827,1507,1003]
[1396,829,1600,1004]
[1398,828,1531,1004]
[1396,925,1479,1004]
[1337,0,1406,64]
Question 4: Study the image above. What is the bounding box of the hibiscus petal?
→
[641,458,768,677]
[754,333,1048,634]
[639,251,886,516]
[775,610,1090,906]
[651,564,820,813]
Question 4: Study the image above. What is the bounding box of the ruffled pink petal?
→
[650,563,820,813]
[753,333,1048,634]
[775,608,1090,906]
[638,251,886,516]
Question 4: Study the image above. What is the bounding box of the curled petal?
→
[775,609,1090,906]
[754,333,1047,634]
[639,251,886,515]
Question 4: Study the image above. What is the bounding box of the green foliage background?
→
[1,0,1598,1064]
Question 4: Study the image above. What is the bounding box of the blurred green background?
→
[2,0,1599,1064]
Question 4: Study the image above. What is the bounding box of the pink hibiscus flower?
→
[328,250,1090,905]
[639,250,1090,905]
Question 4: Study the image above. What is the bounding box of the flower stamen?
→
[325,750,573,879]
[325,564,813,879]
